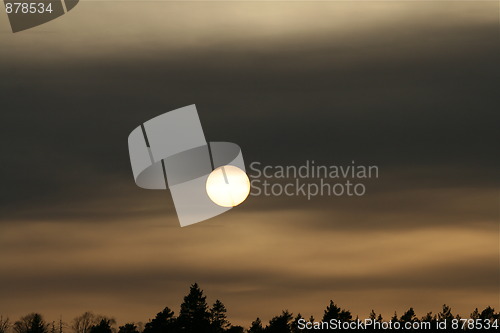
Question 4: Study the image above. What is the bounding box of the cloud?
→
[0,25,498,213]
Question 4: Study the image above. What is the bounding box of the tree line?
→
[0,283,498,332]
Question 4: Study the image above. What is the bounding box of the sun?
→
[206,165,250,207]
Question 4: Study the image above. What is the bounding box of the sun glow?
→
[206,165,250,207]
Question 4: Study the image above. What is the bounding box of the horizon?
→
[1,281,498,329]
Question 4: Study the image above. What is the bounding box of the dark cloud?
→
[1,178,497,235]
[1,27,498,212]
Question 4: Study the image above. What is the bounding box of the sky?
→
[0,0,499,328]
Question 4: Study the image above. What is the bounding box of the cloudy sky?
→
[0,0,498,328]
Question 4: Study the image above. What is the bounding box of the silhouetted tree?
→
[14,314,48,333]
[399,308,418,331]
[177,283,210,332]
[421,312,435,324]
[266,310,293,333]
[437,304,456,330]
[0,316,10,333]
[72,313,96,333]
[400,308,416,323]
[248,318,264,333]
[480,306,497,320]
[390,312,398,323]
[117,324,139,333]
[58,317,64,333]
[368,310,376,321]
[210,300,230,333]
[133,323,143,333]
[7,282,499,333]
[225,326,244,333]
[143,307,176,333]
[90,320,112,333]
[365,311,378,331]
[322,301,351,322]
[470,308,480,320]
[438,304,453,321]
[291,314,304,333]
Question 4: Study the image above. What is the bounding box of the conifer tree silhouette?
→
[89,320,112,333]
[210,300,230,333]
[177,283,211,332]
[322,301,351,322]
[390,311,398,323]
[421,311,436,324]
[400,308,416,323]
[470,308,480,320]
[117,323,139,333]
[248,318,264,333]
[480,306,498,320]
[291,314,304,333]
[368,310,376,321]
[143,307,176,333]
[437,304,455,328]
[266,311,293,333]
